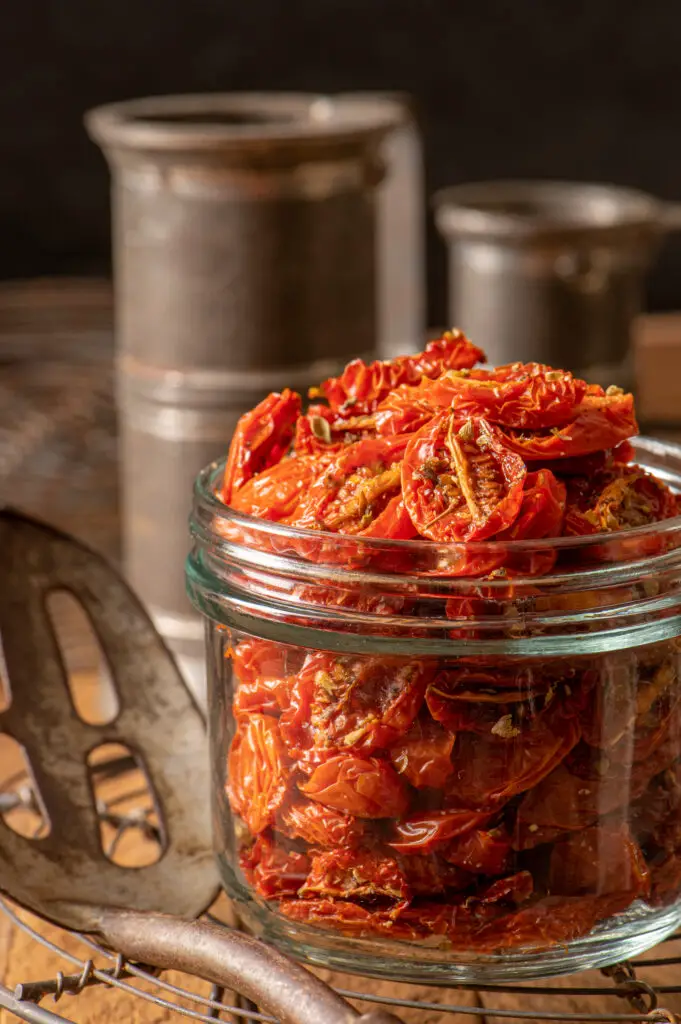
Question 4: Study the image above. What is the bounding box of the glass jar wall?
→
[187,438,681,983]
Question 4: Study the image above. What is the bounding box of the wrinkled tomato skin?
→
[241,834,310,898]
[230,456,317,523]
[501,391,638,461]
[221,389,301,503]
[425,365,587,430]
[388,810,491,853]
[548,824,650,899]
[496,469,566,541]
[445,826,513,876]
[227,715,291,835]
[294,435,411,536]
[231,638,302,687]
[446,705,581,810]
[279,652,431,761]
[277,798,366,848]
[299,755,409,819]
[314,330,485,416]
[390,716,455,789]
[300,847,411,910]
[402,412,526,542]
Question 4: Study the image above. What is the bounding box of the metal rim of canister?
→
[84,92,404,157]
[433,179,672,247]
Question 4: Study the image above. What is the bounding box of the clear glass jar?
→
[186,437,681,983]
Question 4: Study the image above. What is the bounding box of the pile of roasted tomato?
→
[218,331,681,952]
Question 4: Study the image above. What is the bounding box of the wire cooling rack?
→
[1,752,681,1024]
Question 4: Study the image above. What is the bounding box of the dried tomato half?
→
[446,703,581,810]
[240,834,310,899]
[501,391,638,462]
[445,825,512,876]
[399,854,473,895]
[294,435,412,537]
[426,364,588,430]
[230,456,317,523]
[469,892,635,952]
[300,847,411,911]
[277,798,366,848]
[374,385,438,437]
[390,716,455,789]
[312,330,485,416]
[231,638,300,686]
[278,897,399,937]
[299,754,409,818]
[564,466,678,536]
[388,809,491,853]
[231,639,301,718]
[227,715,291,835]
[279,652,430,761]
[496,469,566,541]
[221,389,301,503]
[401,412,526,542]
[293,404,376,458]
[548,824,650,899]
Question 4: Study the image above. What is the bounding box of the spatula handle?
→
[97,908,404,1024]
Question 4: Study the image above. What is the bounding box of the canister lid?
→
[434,180,665,246]
[85,92,402,160]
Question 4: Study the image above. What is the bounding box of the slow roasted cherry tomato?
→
[446,703,581,809]
[300,847,410,911]
[277,798,366,848]
[231,638,299,686]
[399,854,473,895]
[390,716,455,789]
[241,834,310,898]
[280,652,430,760]
[299,754,409,818]
[445,825,512,876]
[231,639,301,717]
[230,456,317,523]
[496,469,566,541]
[548,824,650,899]
[293,404,377,457]
[278,897,400,937]
[425,364,588,430]
[388,810,490,853]
[313,330,485,416]
[294,435,411,537]
[564,466,678,535]
[401,413,526,542]
[227,715,291,835]
[221,389,301,503]
[500,391,638,461]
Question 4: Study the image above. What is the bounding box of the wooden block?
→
[635,313,681,425]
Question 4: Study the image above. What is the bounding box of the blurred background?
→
[3,0,681,322]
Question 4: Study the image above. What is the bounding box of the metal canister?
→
[86,93,398,702]
[336,93,425,358]
[434,180,681,389]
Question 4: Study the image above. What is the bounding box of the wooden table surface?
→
[2,280,681,1022]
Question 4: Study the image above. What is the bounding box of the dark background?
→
[3,0,681,324]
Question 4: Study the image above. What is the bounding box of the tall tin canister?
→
[337,92,425,358]
[86,93,398,702]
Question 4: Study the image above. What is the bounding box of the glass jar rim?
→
[186,436,681,657]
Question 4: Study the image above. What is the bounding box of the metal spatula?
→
[0,510,402,1024]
